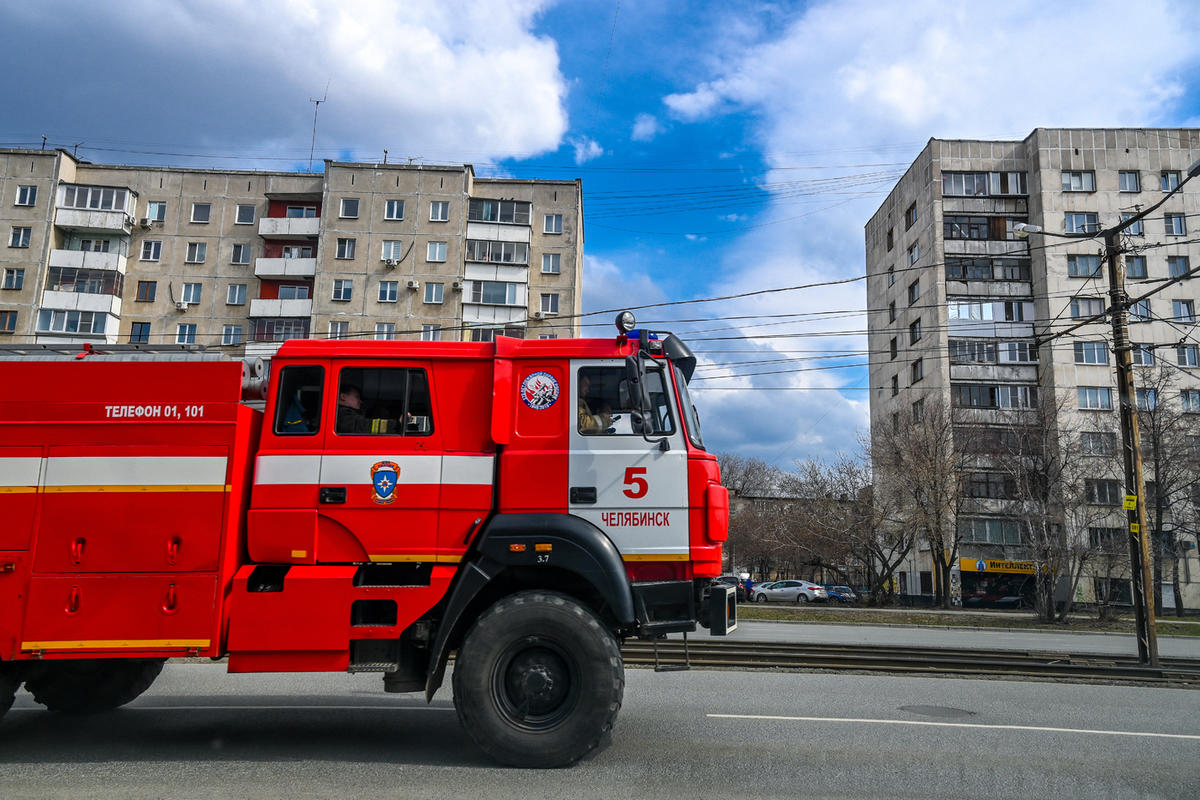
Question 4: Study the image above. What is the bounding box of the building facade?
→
[0,150,583,357]
[866,128,1200,610]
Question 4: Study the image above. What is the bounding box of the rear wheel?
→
[452,591,624,768]
[795,593,809,604]
[1,664,19,722]
[24,659,164,714]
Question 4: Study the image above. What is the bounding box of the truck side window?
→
[336,367,433,436]
[578,366,674,436]
[274,365,323,435]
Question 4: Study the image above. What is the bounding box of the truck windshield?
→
[673,363,705,450]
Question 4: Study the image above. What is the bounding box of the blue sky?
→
[3,0,1200,464]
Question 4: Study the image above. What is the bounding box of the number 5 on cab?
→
[622,466,648,499]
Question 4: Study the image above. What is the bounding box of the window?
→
[1003,300,1030,321]
[542,253,561,274]
[1078,386,1113,410]
[886,229,894,250]
[889,337,898,360]
[577,366,674,437]
[420,324,441,341]
[941,172,990,196]
[1125,256,1147,279]
[949,340,996,364]
[1120,213,1144,236]
[907,243,919,266]
[182,283,202,303]
[281,245,313,259]
[465,239,530,264]
[468,199,530,225]
[236,204,255,224]
[10,227,30,248]
[231,243,251,265]
[272,365,324,435]
[909,318,921,344]
[332,279,353,301]
[385,200,405,220]
[336,238,356,259]
[15,185,36,206]
[427,241,446,262]
[469,281,520,305]
[1061,171,1095,192]
[540,293,559,314]
[135,280,156,302]
[997,385,1038,409]
[1136,388,1157,410]
[147,201,167,221]
[1182,390,1200,413]
[1168,256,1190,278]
[1131,343,1155,365]
[887,301,896,323]
[1165,213,1187,236]
[1130,299,1151,321]
[947,301,992,321]
[1000,341,1038,363]
[424,282,444,304]
[1064,212,1099,234]
[335,367,434,437]
[1082,432,1116,456]
[430,201,449,222]
[944,215,990,240]
[1161,171,1182,192]
[544,214,563,234]
[381,240,404,261]
[1067,254,1102,277]
[890,375,899,397]
[328,321,350,340]
[1119,171,1141,192]
[61,185,127,211]
[185,242,206,263]
[2,268,24,290]
[1071,297,1105,319]
[285,205,317,218]
[253,318,310,341]
[340,198,359,218]
[0,310,16,333]
[375,323,396,341]
[79,238,110,253]
[129,322,150,343]
[904,203,917,229]
[958,518,1024,545]
[912,398,925,422]
[176,323,197,344]
[1085,479,1121,505]
[379,281,398,303]
[946,257,993,281]
[222,325,243,346]
[910,358,923,383]
[907,279,919,305]
[226,284,247,305]
[953,384,996,408]
[191,203,211,223]
[46,267,123,296]
[1178,345,1200,367]
[995,259,1031,281]
[1074,341,1108,364]
[887,265,895,286]
[964,472,1014,500]
[1173,299,1195,323]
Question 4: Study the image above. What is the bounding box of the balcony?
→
[54,208,134,234]
[41,290,122,317]
[466,222,530,243]
[258,217,320,239]
[249,298,313,317]
[254,257,317,279]
[48,249,128,274]
[463,304,527,325]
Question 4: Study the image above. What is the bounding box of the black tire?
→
[795,593,809,604]
[24,659,164,714]
[452,591,624,768]
[755,594,768,604]
[1,664,19,722]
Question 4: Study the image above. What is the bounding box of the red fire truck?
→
[0,313,733,767]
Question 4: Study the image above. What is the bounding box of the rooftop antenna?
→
[307,80,330,173]
[72,141,83,158]
[383,149,388,164]
[40,135,47,150]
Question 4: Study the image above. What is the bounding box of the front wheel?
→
[452,591,624,768]
[24,659,164,714]
[756,594,768,604]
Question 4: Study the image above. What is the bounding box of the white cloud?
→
[631,113,662,142]
[582,255,669,321]
[684,233,707,242]
[569,136,604,164]
[720,213,747,222]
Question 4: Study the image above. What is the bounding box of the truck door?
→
[566,359,689,560]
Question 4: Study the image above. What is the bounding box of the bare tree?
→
[717,453,786,575]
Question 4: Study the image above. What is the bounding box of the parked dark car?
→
[713,575,747,602]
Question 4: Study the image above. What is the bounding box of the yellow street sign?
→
[1131,523,1140,534]
[1123,494,1137,511]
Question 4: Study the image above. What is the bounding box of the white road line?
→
[10,704,455,712]
[707,714,1200,741]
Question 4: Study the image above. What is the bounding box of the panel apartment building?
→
[866,128,1200,609]
[0,149,583,358]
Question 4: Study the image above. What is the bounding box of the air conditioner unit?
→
[532,311,544,320]
[384,258,398,268]
[406,279,420,290]
[451,279,464,291]
[139,217,153,229]
[175,301,189,311]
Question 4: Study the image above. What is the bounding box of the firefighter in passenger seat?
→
[578,374,615,434]
[336,384,374,434]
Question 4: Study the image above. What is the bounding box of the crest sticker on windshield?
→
[521,371,559,410]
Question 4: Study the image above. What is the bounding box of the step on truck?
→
[0,313,734,767]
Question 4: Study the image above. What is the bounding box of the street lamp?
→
[1017,157,1200,666]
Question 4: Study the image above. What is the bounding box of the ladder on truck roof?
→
[0,343,218,361]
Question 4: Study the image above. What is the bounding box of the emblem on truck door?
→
[520,371,559,410]
[371,461,401,505]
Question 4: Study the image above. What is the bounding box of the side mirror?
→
[624,355,652,413]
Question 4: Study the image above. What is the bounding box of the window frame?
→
[226,284,247,306]
[339,197,360,219]
[544,213,563,234]
[542,253,561,274]
[332,279,354,302]
[430,200,450,222]
[378,281,398,303]
[235,204,255,225]
[384,200,405,221]
[190,203,211,223]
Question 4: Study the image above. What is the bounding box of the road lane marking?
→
[708,714,1200,741]
[9,704,455,712]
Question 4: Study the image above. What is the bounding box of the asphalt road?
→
[727,620,1200,658]
[2,663,1197,799]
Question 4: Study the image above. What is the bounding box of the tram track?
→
[620,639,1200,685]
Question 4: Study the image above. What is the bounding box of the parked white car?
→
[751,580,827,603]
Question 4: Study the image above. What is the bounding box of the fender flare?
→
[423,513,633,700]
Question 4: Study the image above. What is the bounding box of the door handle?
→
[570,486,597,504]
[320,486,347,504]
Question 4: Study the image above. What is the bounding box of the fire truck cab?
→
[0,314,732,767]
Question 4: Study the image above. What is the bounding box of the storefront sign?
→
[959,558,1035,574]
